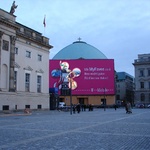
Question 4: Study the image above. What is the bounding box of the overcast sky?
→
[1,0,150,76]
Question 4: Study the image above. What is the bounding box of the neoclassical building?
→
[133,54,150,106]
[0,9,53,111]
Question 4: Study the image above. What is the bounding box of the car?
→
[147,104,150,108]
[58,102,66,109]
[138,104,144,108]
[136,104,144,108]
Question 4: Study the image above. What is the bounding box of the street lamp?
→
[104,88,106,111]
[69,78,72,115]
[67,68,81,115]
[59,61,81,115]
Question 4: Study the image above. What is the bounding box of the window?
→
[148,69,150,76]
[14,71,17,91]
[15,47,18,54]
[37,75,41,93]
[3,105,9,110]
[38,54,42,61]
[15,105,17,110]
[139,70,144,77]
[37,105,42,109]
[141,93,145,102]
[25,73,30,92]
[2,40,9,51]
[116,95,120,100]
[140,82,144,89]
[26,51,31,58]
[25,105,30,109]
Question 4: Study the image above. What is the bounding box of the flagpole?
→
[44,26,45,36]
[43,15,46,36]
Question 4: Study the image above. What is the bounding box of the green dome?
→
[52,41,107,59]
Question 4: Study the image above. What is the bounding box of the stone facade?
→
[116,72,134,106]
[133,54,150,106]
[0,9,53,111]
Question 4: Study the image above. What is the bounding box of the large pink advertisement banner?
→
[49,59,115,95]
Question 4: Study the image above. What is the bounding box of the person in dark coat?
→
[84,104,86,111]
[125,103,128,113]
[89,104,92,111]
[73,105,76,114]
[81,104,84,111]
[89,104,93,111]
[76,103,81,113]
[114,104,117,110]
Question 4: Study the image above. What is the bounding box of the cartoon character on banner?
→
[51,61,81,90]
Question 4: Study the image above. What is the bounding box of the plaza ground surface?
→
[0,108,150,150]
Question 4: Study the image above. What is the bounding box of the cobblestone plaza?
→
[0,108,150,150]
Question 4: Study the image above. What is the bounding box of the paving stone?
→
[0,108,150,150]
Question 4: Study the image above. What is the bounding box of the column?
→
[0,31,4,91]
[9,35,16,92]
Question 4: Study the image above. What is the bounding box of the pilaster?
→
[9,35,16,92]
[0,31,4,91]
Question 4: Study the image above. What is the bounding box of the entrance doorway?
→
[78,98,88,105]
[79,98,84,104]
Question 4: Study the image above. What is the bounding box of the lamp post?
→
[104,88,106,111]
[70,78,72,115]
[59,61,81,115]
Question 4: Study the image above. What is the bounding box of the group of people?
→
[59,102,132,114]
[24,108,31,114]
[113,102,132,114]
[73,103,94,114]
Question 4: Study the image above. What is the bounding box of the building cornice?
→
[0,18,19,31]
[16,31,53,49]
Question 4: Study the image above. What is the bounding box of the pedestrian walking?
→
[84,104,86,111]
[114,104,117,110]
[127,102,132,114]
[81,104,84,111]
[73,105,76,114]
[125,103,128,113]
[125,102,132,114]
[76,103,81,113]
[89,104,91,111]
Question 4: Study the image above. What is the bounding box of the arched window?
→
[141,93,145,102]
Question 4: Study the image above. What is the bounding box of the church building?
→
[49,40,115,108]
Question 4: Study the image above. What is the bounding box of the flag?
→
[43,16,46,27]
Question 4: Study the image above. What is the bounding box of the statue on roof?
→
[10,1,18,15]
